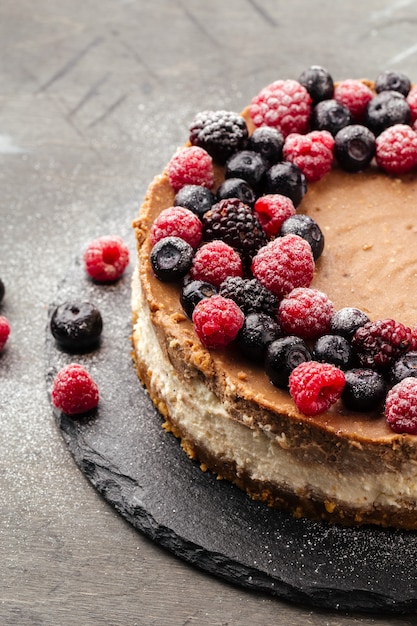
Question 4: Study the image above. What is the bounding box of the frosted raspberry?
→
[192,294,244,349]
[190,240,243,288]
[167,146,214,192]
[410,325,417,351]
[150,206,202,249]
[334,79,374,122]
[375,124,417,175]
[385,377,417,434]
[0,315,10,351]
[407,85,417,123]
[254,194,296,238]
[84,235,129,282]
[278,287,334,339]
[289,361,346,416]
[251,234,314,299]
[51,363,99,415]
[283,130,334,182]
[250,79,312,136]
[352,319,411,370]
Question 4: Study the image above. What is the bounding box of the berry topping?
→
[334,124,376,172]
[84,235,129,282]
[174,185,216,218]
[329,307,370,339]
[150,206,203,249]
[236,312,281,361]
[312,99,353,136]
[342,368,386,412]
[251,234,315,299]
[189,110,248,164]
[250,79,312,136]
[385,377,417,434]
[180,279,217,318]
[389,351,417,386]
[265,336,312,388]
[51,363,99,416]
[192,294,244,349]
[313,334,354,370]
[216,178,256,206]
[283,130,335,182]
[375,70,411,97]
[375,124,417,175]
[264,161,307,207]
[364,90,411,136]
[0,315,10,351]
[190,240,243,288]
[407,85,417,123]
[334,80,374,122]
[280,214,324,260]
[150,236,194,281]
[225,150,267,191]
[298,65,334,104]
[278,287,334,340]
[289,361,345,416]
[219,276,278,317]
[246,126,284,166]
[167,146,214,192]
[254,194,296,238]
[50,301,103,352]
[0,278,5,304]
[351,319,411,370]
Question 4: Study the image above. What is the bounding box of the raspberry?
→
[167,146,214,192]
[289,361,346,416]
[190,240,243,288]
[251,234,314,299]
[219,276,278,316]
[51,363,99,415]
[0,315,10,351]
[409,325,417,351]
[250,79,312,136]
[385,377,417,434]
[334,79,374,122]
[192,294,244,349]
[283,131,335,182]
[407,85,417,123]
[278,287,334,340]
[189,110,248,164]
[254,194,296,238]
[375,124,417,175]
[150,206,202,249]
[84,235,129,282]
[351,319,411,370]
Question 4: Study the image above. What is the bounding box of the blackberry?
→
[313,334,354,370]
[280,214,324,260]
[180,279,217,318]
[329,307,370,340]
[0,278,4,304]
[342,368,386,412]
[216,178,256,207]
[150,236,194,281]
[264,161,307,208]
[202,198,267,268]
[225,150,267,191]
[50,301,103,352]
[298,65,334,104]
[174,185,216,218]
[351,318,411,370]
[219,276,278,316]
[334,124,376,172]
[246,126,284,166]
[375,70,411,97]
[389,351,417,385]
[189,110,248,165]
[312,99,353,136]
[364,91,411,136]
[265,335,312,389]
[236,312,281,361]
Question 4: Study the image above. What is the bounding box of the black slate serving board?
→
[45,258,417,614]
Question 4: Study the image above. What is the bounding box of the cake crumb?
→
[237,370,248,380]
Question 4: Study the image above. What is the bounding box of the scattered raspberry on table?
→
[0,315,10,351]
[84,235,129,282]
[51,363,99,416]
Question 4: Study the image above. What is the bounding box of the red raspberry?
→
[289,361,346,416]
[407,85,417,123]
[254,194,296,238]
[278,287,334,339]
[84,235,129,282]
[251,234,314,299]
[150,206,202,249]
[283,131,334,182]
[192,294,244,349]
[375,124,417,175]
[167,146,214,192]
[190,240,243,288]
[385,377,417,434]
[51,363,99,415]
[0,315,10,351]
[334,79,374,122]
[250,79,312,136]
[410,325,417,351]
[352,319,411,370]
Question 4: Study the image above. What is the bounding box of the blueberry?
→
[0,278,5,304]
[236,312,281,361]
[150,236,194,281]
[216,178,256,206]
[225,150,267,191]
[265,336,312,388]
[313,334,354,370]
[180,279,217,318]
[50,301,103,352]
[280,214,324,260]
[174,185,216,218]
[389,351,417,385]
[264,162,307,208]
[342,368,386,412]
[246,126,284,166]
[334,124,376,172]
[312,99,353,136]
[298,65,334,104]
[375,70,411,97]
[329,307,370,340]
[364,91,411,136]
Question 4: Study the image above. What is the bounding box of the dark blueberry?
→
[329,307,370,340]
[264,161,307,208]
[189,110,248,164]
[0,278,5,304]
[180,279,217,318]
[225,150,267,191]
[246,126,284,166]
[265,336,312,389]
[50,301,103,352]
[174,185,216,218]
[280,214,324,260]
[237,312,281,361]
[342,368,386,412]
[389,351,417,385]
[334,124,376,172]
[216,178,256,207]
[150,236,194,281]
[364,91,411,136]
[375,70,411,97]
[312,99,353,136]
[298,65,334,104]
[313,334,354,370]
